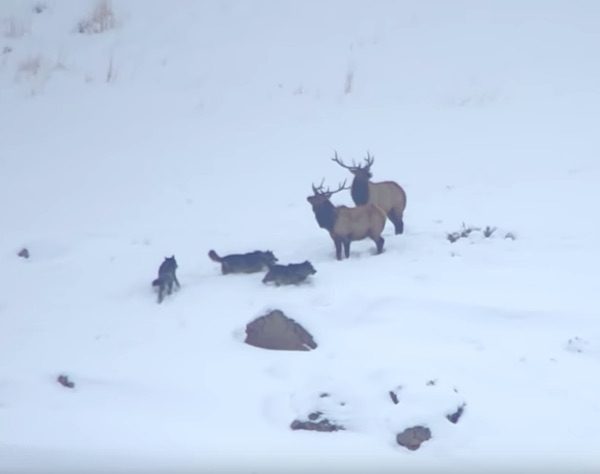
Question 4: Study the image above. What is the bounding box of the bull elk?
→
[332,152,407,234]
[307,180,386,260]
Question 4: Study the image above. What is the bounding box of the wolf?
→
[152,255,180,303]
[208,249,278,274]
[262,261,317,286]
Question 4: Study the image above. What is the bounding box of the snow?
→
[1,0,600,472]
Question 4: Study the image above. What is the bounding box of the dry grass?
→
[78,0,116,34]
[2,18,29,38]
[17,56,41,76]
[344,69,354,95]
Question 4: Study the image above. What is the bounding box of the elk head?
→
[307,179,349,230]
[331,151,374,179]
[306,179,349,207]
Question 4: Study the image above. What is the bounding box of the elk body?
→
[307,181,386,260]
[332,152,407,234]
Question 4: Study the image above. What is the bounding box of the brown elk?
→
[307,180,386,260]
[332,152,407,234]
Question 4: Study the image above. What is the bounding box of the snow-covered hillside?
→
[1,1,600,472]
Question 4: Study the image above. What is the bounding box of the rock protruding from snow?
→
[396,426,431,450]
[290,411,345,432]
[245,309,317,351]
[17,248,30,259]
[57,374,75,389]
[446,403,466,424]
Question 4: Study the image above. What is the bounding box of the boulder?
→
[396,426,431,450]
[57,374,75,389]
[446,404,466,424]
[17,248,30,259]
[245,309,317,351]
[290,411,344,432]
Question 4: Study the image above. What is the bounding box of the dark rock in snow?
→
[245,309,317,351]
[389,390,399,405]
[565,337,588,354]
[57,374,75,389]
[447,404,466,424]
[290,411,344,432]
[396,426,431,450]
[17,248,30,259]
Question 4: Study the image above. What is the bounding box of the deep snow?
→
[1,1,600,472]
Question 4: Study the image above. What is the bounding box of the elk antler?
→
[312,179,349,197]
[331,151,358,170]
[363,152,375,169]
[326,179,350,196]
[312,178,326,195]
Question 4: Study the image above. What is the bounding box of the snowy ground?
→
[1,1,600,472]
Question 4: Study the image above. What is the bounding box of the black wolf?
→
[152,255,180,303]
[262,261,317,286]
[208,249,277,274]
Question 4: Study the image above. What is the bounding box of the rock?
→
[566,337,588,354]
[245,309,317,351]
[396,426,431,450]
[389,390,399,405]
[57,374,75,389]
[290,412,344,432]
[17,248,30,259]
[447,404,466,424]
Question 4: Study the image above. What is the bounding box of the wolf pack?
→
[152,153,407,303]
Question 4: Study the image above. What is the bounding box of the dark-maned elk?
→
[332,152,407,234]
[307,180,386,260]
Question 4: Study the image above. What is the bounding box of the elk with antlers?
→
[332,152,406,234]
[307,180,386,260]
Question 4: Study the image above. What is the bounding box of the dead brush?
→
[447,223,500,243]
[78,0,116,34]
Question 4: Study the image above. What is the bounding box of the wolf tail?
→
[152,278,161,287]
[208,250,222,262]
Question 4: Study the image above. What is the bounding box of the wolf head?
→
[261,251,278,266]
[301,261,317,275]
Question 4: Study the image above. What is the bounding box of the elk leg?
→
[373,236,385,254]
[343,240,351,258]
[388,210,404,235]
[334,238,343,260]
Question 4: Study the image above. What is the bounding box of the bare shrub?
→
[447,223,479,243]
[2,18,29,38]
[78,0,116,34]
[106,54,115,83]
[18,56,41,76]
[447,223,507,243]
[33,3,47,14]
[482,226,497,238]
[344,69,354,95]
